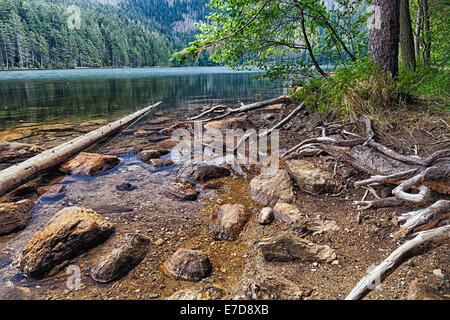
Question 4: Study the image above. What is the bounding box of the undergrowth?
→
[289,58,449,131]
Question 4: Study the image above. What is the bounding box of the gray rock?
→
[90,233,150,283]
[249,170,295,206]
[209,204,251,241]
[285,159,340,195]
[238,260,303,300]
[258,231,337,263]
[272,202,302,225]
[257,207,274,225]
[14,207,114,278]
[163,249,212,282]
[0,199,34,236]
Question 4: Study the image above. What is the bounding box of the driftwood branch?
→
[187,96,291,122]
[345,225,450,300]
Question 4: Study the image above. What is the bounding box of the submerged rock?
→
[209,204,251,241]
[90,233,150,283]
[139,149,170,161]
[167,183,199,201]
[258,232,337,263]
[0,199,35,236]
[105,147,143,157]
[39,184,66,200]
[15,207,115,278]
[285,159,340,195]
[150,158,174,168]
[257,207,274,225]
[115,182,137,191]
[60,152,120,176]
[163,249,212,282]
[272,202,302,225]
[249,170,295,206]
[0,142,44,169]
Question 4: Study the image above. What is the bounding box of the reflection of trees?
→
[0,73,282,129]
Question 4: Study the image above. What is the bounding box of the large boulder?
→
[90,233,150,283]
[162,249,212,282]
[249,170,295,206]
[209,204,251,241]
[60,152,120,176]
[0,199,35,236]
[285,159,340,195]
[14,207,115,278]
[258,232,337,263]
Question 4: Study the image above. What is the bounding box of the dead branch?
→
[187,96,291,122]
[345,225,450,300]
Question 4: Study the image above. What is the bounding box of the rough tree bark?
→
[414,2,423,62]
[400,0,416,70]
[368,0,401,78]
[421,0,431,65]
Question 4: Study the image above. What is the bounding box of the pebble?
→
[149,293,160,299]
[432,269,444,278]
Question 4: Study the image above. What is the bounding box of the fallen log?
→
[345,225,450,300]
[0,102,162,198]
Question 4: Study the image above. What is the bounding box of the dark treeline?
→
[0,0,211,70]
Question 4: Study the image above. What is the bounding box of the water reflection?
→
[0,67,284,131]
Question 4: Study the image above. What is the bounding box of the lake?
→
[0,67,285,137]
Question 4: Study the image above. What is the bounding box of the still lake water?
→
[0,67,285,133]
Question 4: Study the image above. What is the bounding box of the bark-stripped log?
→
[0,102,162,198]
[345,225,450,300]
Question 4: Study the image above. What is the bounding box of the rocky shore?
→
[0,101,448,300]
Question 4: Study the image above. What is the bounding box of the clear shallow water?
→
[0,67,284,132]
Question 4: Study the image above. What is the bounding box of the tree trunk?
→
[421,0,431,65]
[368,0,401,78]
[414,3,423,62]
[399,0,416,70]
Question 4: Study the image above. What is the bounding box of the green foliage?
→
[399,66,450,108]
[290,58,399,119]
[174,0,370,81]
[0,0,212,69]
